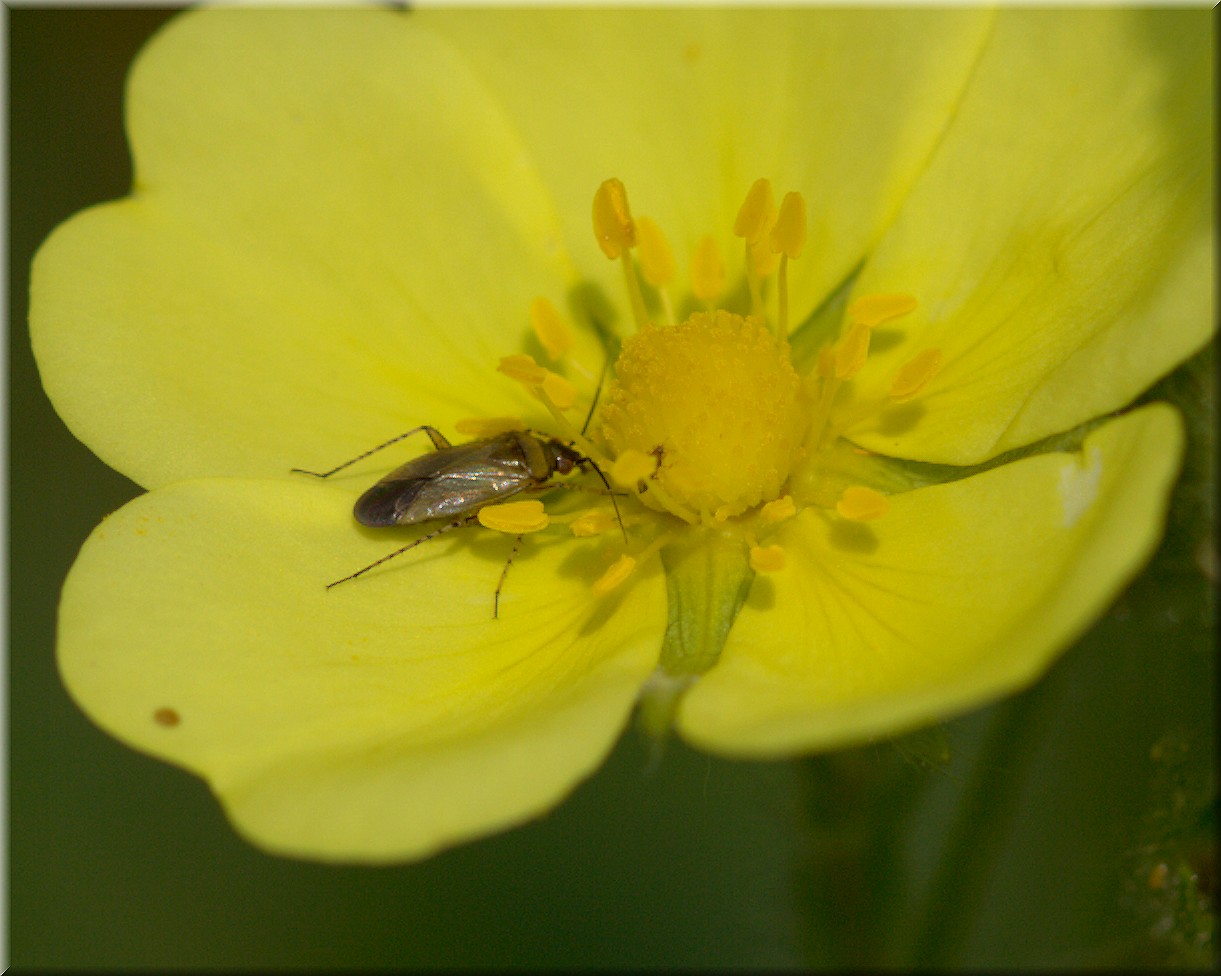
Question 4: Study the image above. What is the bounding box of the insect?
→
[293,425,622,616]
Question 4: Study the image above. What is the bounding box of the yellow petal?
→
[30,8,601,491]
[58,479,666,861]
[422,7,993,325]
[846,9,1213,463]
[679,404,1183,755]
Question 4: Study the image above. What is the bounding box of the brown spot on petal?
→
[153,707,180,727]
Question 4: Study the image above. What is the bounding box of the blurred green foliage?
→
[10,9,1215,969]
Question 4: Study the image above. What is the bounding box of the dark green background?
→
[9,8,1216,969]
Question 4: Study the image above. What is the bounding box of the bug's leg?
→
[492,534,524,620]
[292,426,451,479]
[326,514,477,589]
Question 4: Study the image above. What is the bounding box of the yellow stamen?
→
[497,353,546,385]
[834,323,872,379]
[611,448,657,487]
[733,178,775,244]
[749,544,786,572]
[748,235,780,279]
[890,348,943,401]
[540,371,578,411]
[454,416,524,437]
[570,509,621,537]
[816,345,837,378]
[478,499,550,533]
[636,216,676,287]
[836,486,889,521]
[592,553,637,595]
[759,495,797,524]
[769,191,807,259]
[529,297,574,360]
[690,235,725,304]
[847,293,917,328]
[592,178,636,259]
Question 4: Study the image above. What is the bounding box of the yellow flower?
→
[30,8,1212,861]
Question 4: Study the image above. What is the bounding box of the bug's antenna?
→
[292,425,451,479]
[580,356,610,437]
[584,457,628,544]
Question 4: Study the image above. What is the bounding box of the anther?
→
[478,499,550,534]
[570,509,621,537]
[691,234,725,304]
[836,486,889,521]
[890,348,943,401]
[529,297,574,360]
[540,371,578,410]
[759,495,797,523]
[636,216,676,287]
[834,323,872,379]
[592,179,636,259]
[497,353,547,385]
[733,178,775,244]
[749,544,786,572]
[847,293,917,328]
[611,449,657,488]
[770,191,806,337]
[592,553,637,595]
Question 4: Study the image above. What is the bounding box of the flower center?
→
[600,310,804,521]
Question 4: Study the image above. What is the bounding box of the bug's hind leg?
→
[293,425,451,479]
[492,534,524,620]
[326,514,477,589]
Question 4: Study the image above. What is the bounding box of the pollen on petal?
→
[529,297,574,360]
[733,178,775,244]
[497,353,546,385]
[691,235,725,303]
[836,486,889,521]
[847,293,918,328]
[636,216,677,287]
[454,416,524,437]
[749,544,786,572]
[890,348,943,401]
[834,323,872,379]
[593,178,636,259]
[593,553,637,594]
[478,500,550,534]
[769,191,807,259]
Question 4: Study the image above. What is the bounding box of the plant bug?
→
[293,425,623,616]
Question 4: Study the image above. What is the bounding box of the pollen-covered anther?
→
[834,323,872,379]
[529,297,574,360]
[769,191,807,259]
[733,178,775,244]
[635,216,676,287]
[478,499,550,533]
[890,348,943,401]
[847,293,918,328]
[454,416,524,437]
[749,544,786,572]
[497,353,546,385]
[601,310,804,519]
[592,178,636,259]
[836,486,889,521]
[570,509,620,538]
[592,553,637,595]
[759,495,797,524]
[539,371,578,411]
[611,449,657,488]
[691,235,725,303]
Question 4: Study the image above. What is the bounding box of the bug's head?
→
[545,439,585,475]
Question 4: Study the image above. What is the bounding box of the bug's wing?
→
[354,441,534,527]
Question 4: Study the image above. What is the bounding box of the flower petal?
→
[31,7,602,490]
[678,404,1182,755]
[421,7,994,323]
[58,478,665,861]
[845,9,1213,463]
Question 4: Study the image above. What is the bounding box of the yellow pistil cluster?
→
[600,310,804,522]
[483,177,949,600]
